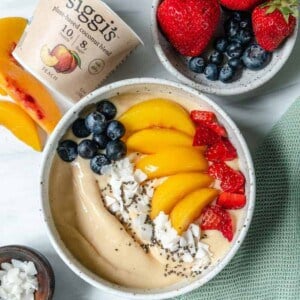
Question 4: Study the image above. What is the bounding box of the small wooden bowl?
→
[0,245,55,300]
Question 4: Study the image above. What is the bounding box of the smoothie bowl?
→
[40,78,255,299]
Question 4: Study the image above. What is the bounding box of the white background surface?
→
[0,1,299,299]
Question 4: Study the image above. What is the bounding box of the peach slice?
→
[0,88,7,96]
[0,17,27,63]
[170,188,219,234]
[136,146,208,179]
[127,128,193,154]
[40,45,59,67]
[0,59,62,134]
[0,101,42,151]
[150,173,213,219]
[118,99,195,137]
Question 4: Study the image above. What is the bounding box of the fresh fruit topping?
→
[217,192,246,209]
[72,118,91,138]
[157,0,221,56]
[226,42,243,58]
[214,38,229,53]
[118,99,195,136]
[220,0,263,11]
[225,19,240,39]
[0,87,7,96]
[209,51,224,66]
[126,128,192,154]
[92,133,110,150]
[204,63,219,81]
[0,101,42,151]
[151,173,213,219]
[106,140,127,161]
[85,111,107,134]
[170,188,219,234]
[205,122,227,137]
[57,140,78,162]
[200,205,233,241]
[205,138,237,161]
[0,59,61,134]
[242,44,271,70]
[252,0,298,51]
[228,58,243,69]
[219,64,235,83]
[193,123,220,146]
[190,111,216,124]
[96,100,117,120]
[136,146,208,179]
[188,57,206,73]
[90,154,111,175]
[78,139,99,159]
[208,162,245,193]
[106,120,126,141]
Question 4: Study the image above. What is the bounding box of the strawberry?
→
[205,138,237,161]
[191,110,216,124]
[205,122,227,137]
[157,0,221,57]
[193,122,220,146]
[220,0,263,11]
[208,162,245,193]
[201,205,234,241]
[252,0,298,51]
[217,192,246,209]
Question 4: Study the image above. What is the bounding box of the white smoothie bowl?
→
[151,0,298,96]
[40,78,255,299]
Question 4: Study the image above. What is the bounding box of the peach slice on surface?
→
[170,188,219,234]
[126,128,193,154]
[0,17,27,63]
[135,146,208,179]
[0,101,42,151]
[0,59,62,134]
[150,173,213,220]
[118,99,196,137]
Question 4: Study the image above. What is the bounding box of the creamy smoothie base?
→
[49,94,245,289]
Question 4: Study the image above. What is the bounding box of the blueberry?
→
[242,44,271,70]
[225,19,239,38]
[214,38,228,53]
[78,139,99,159]
[57,140,78,162]
[188,57,206,73]
[228,58,243,69]
[106,120,126,140]
[72,118,90,138]
[85,111,106,134]
[240,18,251,30]
[232,12,243,22]
[219,64,235,83]
[204,64,219,81]
[106,140,127,161]
[93,133,110,150]
[227,42,243,58]
[209,51,223,66]
[90,154,111,175]
[96,100,117,120]
[231,29,252,45]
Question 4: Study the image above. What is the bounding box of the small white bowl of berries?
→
[151,0,298,95]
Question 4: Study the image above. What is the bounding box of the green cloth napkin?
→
[177,99,300,300]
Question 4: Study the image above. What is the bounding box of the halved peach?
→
[0,59,62,134]
[136,146,208,179]
[0,101,42,151]
[170,188,219,234]
[119,99,195,137]
[127,128,193,154]
[0,17,27,63]
[151,173,213,219]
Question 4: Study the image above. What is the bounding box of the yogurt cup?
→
[13,0,143,102]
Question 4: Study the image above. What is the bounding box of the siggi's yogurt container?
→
[13,0,143,101]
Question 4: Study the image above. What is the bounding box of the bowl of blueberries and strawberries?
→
[151,0,298,95]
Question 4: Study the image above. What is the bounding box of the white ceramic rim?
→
[40,78,256,299]
[150,0,298,96]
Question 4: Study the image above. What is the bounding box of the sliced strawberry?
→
[191,110,216,124]
[208,162,245,193]
[206,122,227,137]
[193,122,220,146]
[217,192,246,209]
[201,205,233,241]
[205,138,237,162]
